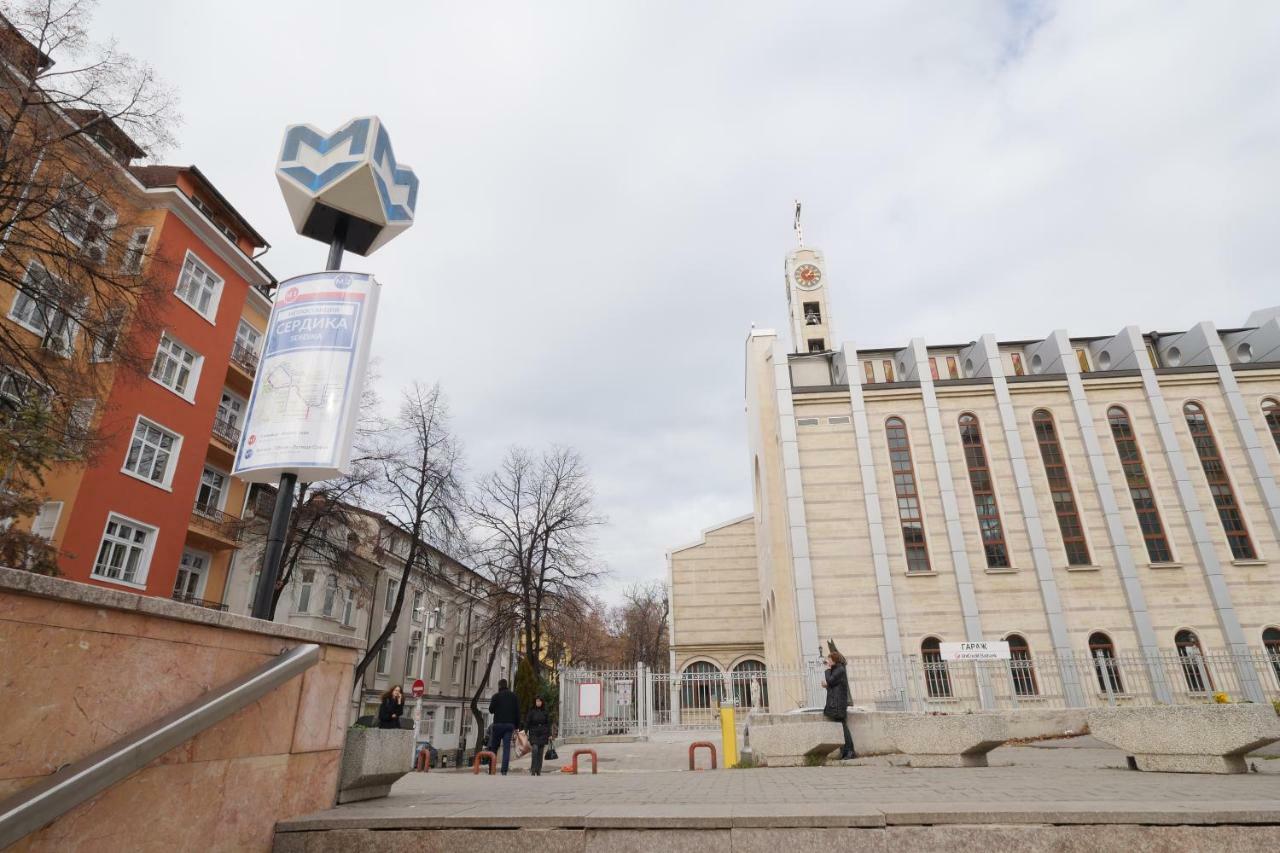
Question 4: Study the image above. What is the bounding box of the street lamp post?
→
[413,602,440,749]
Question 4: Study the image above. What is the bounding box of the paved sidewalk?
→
[279,740,1280,833]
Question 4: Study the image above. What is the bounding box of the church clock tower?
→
[784,202,833,353]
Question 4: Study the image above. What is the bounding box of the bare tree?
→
[465,594,519,753]
[352,383,464,687]
[468,446,605,677]
[0,2,179,565]
[617,581,669,670]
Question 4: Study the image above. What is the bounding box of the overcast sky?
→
[95,1,1280,599]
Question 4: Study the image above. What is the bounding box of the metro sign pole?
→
[241,116,419,620]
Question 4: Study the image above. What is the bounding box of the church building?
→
[668,232,1280,709]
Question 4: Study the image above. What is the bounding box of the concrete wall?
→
[0,566,361,852]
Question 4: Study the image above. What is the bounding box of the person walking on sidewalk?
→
[378,685,405,730]
[487,678,522,775]
[526,696,552,776]
[823,650,856,760]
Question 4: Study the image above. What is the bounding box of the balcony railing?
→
[230,342,259,375]
[211,414,241,448]
[170,591,229,612]
[190,503,241,542]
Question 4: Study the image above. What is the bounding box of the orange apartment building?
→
[43,165,274,607]
[0,20,275,606]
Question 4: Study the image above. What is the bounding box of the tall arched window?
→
[886,417,930,572]
[1031,410,1091,566]
[958,414,1009,568]
[730,659,768,710]
[1088,631,1123,695]
[1183,402,1255,560]
[1264,399,1280,453]
[921,637,952,698]
[1106,406,1172,562]
[681,661,724,711]
[1264,627,1280,684]
[1006,633,1038,696]
[1175,629,1213,693]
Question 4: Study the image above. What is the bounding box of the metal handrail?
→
[0,643,321,848]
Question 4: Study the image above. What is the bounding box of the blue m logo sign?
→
[277,117,419,224]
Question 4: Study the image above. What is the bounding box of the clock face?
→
[794,263,822,289]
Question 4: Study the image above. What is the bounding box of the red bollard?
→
[689,741,717,770]
[566,748,598,775]
[472,750,497,775]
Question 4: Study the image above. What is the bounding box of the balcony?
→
[230,342,259,376]
[189,503,241,547]
[211,413,241,449]
[171,591,229,612]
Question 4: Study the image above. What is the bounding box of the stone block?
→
[337,728,414,803]
[882,712,1008,768]
[746,713,846,766]
[1088,705,1280,774]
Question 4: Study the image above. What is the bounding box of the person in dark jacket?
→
[487,679,522,775]
[525,696,552,776]
[378,685,405,730]
[823,651,856,759]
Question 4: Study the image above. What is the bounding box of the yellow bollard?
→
[719,699,738,768]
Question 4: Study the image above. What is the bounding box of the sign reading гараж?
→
[232,271,381,483]
[940,641,1011,661]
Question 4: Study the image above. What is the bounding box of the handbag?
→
[515,729,531,758]
[545,741,558,761]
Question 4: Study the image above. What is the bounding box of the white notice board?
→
[578,682,603,717]
[940,641,1010,661]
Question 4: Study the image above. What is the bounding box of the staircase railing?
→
[0,643,321,849]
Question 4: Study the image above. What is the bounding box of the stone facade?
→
[670,242,1280,709]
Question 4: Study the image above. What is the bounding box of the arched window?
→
[730,659,769,710]
[1088,632,1123,695]
[1175,629,1213,693]
[1264,399,1280,454]
[681,661,724,711]
[958,414,1009,568]
[886,417,930,572]
[1183,403,1255,560]
[1031,410,1091,566]
[1106,406,1172,562]
[1264,627,1280,684]
[1006,633,1038,696]
[921,637,952,698]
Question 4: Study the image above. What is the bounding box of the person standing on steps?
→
[487,678,522,775]
[823,646,856,760]
[378,685,405,730]
[526,695,552,776]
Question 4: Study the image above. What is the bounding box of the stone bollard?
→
[337,728,415,804]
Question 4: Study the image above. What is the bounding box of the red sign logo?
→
[411,679,425,697]
[247,434,257,445]
[284,286,301,302]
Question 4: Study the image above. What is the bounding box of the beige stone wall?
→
[0,567,360,852]
[756,363,1280,665]
[669,515,764,672]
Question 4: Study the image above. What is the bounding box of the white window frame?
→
[120,415,183,490]
[412,589,424,622]
[195,465,228,513]
[442,706,457,734]
[385,578,398,611]
[297,568,316,613]
[121,226,152,274]
[235,318,262,355]
[90,307,125,363]
[376,642,390,675]
[150,332,203,401]
[174,548,211,600]
[31,500,63,540]
[341,589,356,627]
[9,261,80,356]
[173,249,223,322]
[218,388,246,429]
[91,511,157,588]
[48,174,115,253]
[322,574,339,618]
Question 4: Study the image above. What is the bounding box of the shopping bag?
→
[515,729,531,758]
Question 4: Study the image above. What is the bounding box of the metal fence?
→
[557,648,1280,738]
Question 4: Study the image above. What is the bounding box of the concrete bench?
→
[882,713,1008,767]
[1088,705,1280,774]
[338,729,415,803]
[746,713,848,766]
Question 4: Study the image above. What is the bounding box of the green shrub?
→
[802,751,827,767]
